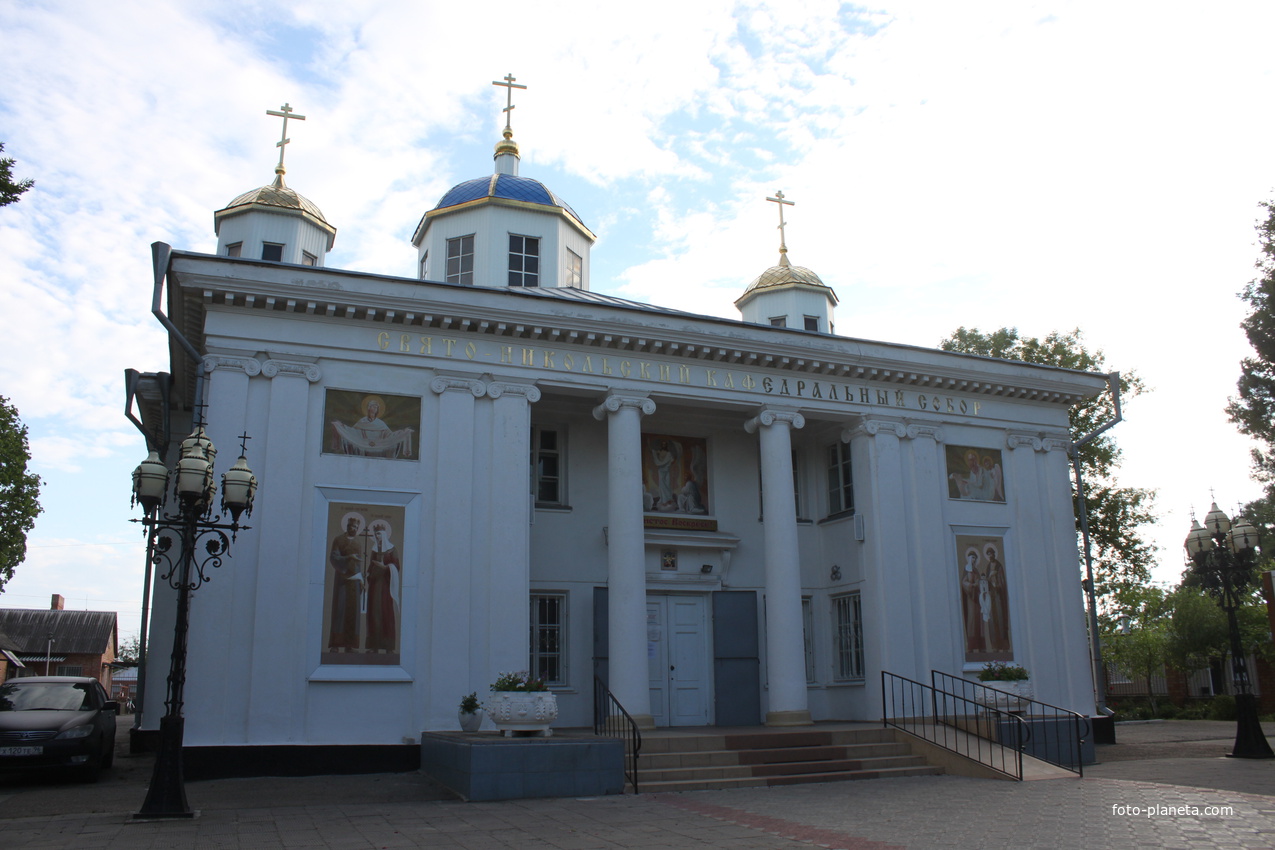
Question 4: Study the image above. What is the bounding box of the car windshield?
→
[0,682,94,711]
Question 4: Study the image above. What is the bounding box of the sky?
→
[2,0,1274,644]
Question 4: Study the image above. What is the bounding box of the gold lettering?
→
[399,334,411,352]
[444,338,456,356]
[583,356,595,373]
[563,353,574,371]
[724,372,735,389]
[959,399,968,414]
[973,401,981,416]
[679,365,691,383]
[895,390,905,407]
[620,360,631,378]
[419,336,433,355]
[918,394,927,410]
[378,332,390,351]
[658,364,671,382]
[522,348,535,367]
[602,358,613,375]
[946,397,955,413]
[500,346,514,364]
[742,374,756,390]
[464,341,476,360]
[543,350,556,369]
[706,369,718,387]
[639,362,650,380]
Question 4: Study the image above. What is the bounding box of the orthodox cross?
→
[266,103,306,173]
[237,432,253,456]
[491,73,527,137]
[767,189,795,261]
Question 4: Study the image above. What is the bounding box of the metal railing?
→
[593,676,642,793]
[931,671,1089,777]
[882,671,1027,780]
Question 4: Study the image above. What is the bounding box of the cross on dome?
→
[266,103,306,178]
[492,73,527,140]
[767,189,795,267]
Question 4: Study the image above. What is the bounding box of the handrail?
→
[593,676,642,793]
[882,671,1027,780]
[931,671,1089,777]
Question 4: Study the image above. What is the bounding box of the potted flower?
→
[977,661,1033,708]
[458,692,483,733]
[486,671,558,736]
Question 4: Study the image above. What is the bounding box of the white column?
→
[745,408,811,726]
[485,381,541,682]
[592,393,656,729]
[429,376,485,729]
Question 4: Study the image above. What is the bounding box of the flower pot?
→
[458,708,483,733]
[487,691,558,736]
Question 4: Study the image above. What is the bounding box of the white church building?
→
[128,89,1106,771]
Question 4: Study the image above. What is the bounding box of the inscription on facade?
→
[375,332,983,417]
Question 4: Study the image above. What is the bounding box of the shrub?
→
[1210,694,1237,721]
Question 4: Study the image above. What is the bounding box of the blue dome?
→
[434,174,586,226]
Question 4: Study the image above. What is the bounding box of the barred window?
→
[832,592,864,682]
[530,593,566,686]
[56,665,84,677]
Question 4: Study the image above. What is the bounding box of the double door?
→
[646,594,711,727]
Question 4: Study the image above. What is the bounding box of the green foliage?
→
[1228,200,1275,482]
[0,143,33,208]
[459,692,481,713]
[116,635,141,666]
[0,396,42,592]
[976,661,1029,681]
[490,671,547,692]
[1210,693,1238,721]
[940,327,1157,618]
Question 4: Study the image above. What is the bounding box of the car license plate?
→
[0,746,43,756]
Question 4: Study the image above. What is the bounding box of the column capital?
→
[487,381,541,402]
[743,408,805,434]
[203,355,262,377]
[1041,433,1073,453]
[843,417,907,441]
[261,359,321,382]
[592,394,655,420]
[1006,431,1043,451]
[904,423,945,442]
[431,376,486,397]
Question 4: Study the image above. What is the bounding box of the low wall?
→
[420,732,625,801]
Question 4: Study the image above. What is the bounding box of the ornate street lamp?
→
[1184,502,1274,759]
[131,427,258,818]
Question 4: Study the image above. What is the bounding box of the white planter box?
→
[978,680,1033,712]
[487,692,558,736]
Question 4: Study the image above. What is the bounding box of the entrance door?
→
[647,595,711,727]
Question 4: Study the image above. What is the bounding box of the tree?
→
[939,328,1157,622]
[1228,200,1275,482]
[117,635,141,666]
[0,143,34,207]
[0,396,42,592]
[1103,585,1170,712]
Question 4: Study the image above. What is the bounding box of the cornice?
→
[170,254,1107,407]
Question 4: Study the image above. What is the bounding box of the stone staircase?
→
[637,726,944,793]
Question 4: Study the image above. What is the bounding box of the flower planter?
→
[487,691,558,736]
[458,708,483,733]
[978,679,1033,713]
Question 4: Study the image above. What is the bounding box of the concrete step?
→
[641,754,934,783]
[642,764,944,793]
[641,742,915,771]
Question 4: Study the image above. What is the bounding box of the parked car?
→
[0,676,118,782]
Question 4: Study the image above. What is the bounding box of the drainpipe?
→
[1072,371,1122,712]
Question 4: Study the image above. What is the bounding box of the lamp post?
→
[131,427,258,818]
[1184,502,1274,759]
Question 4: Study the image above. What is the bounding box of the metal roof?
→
[0,609,117,655]
[434,174,586,225]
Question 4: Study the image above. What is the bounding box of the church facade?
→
[129,93,1106,762]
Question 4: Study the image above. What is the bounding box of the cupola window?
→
[262,242,284,262]
[447,235,475,285]
[226,242,242,258]
[566,249,582,288]
[509,235,540,287]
